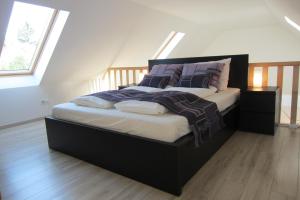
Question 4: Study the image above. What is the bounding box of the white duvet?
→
[52,88,240,142]
[72,96,114,109]
[115,100,168,115]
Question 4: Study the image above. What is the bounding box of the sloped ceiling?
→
[130,0,277,29]
[265,0,300,36]
[130,0,300,34]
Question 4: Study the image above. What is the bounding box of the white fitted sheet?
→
[207,87,240,111]
[52,88,240,142]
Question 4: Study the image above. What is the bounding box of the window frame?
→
[152,31,185,60]
[0,5,59,76]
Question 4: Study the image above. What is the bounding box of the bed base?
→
[46,54,248,195]
[45,104,239,196]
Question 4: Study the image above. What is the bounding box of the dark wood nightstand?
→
[239,87,280,135]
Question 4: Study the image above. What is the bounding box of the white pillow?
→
[164,86,217,98]
[115,100,168,115]
[208,58,231,91]
[72,96,114,109]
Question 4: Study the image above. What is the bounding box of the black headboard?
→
[148,54,249,90]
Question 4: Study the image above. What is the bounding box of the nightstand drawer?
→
[240,93,275,113]
[240,112,275,134]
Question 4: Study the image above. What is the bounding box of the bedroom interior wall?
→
[0,0,217,127]
[201,24,300,99]
[0,0,299,127]
[201,25,300,62]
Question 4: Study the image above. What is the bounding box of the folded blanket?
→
[89,89,224,146]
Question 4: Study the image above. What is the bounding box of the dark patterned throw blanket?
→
[89,89,224,146]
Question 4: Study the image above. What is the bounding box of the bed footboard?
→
[45,117,183,195]
[45,104,238,196]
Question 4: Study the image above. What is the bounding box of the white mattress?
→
[207,88,240,111]
[52,88,240,143]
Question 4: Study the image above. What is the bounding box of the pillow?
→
[115,100,168,115]
[138,75,170,89]
[176,74,210,88]
[150,64,183,86]
[208,58,231,91]
[72,96,114,109]
[182,62,225,91]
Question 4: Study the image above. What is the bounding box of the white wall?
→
[111,9,220,66]
[202,25,300,62]
[0,87,49,126]
[0,0,217,127]
[0,0,300,127]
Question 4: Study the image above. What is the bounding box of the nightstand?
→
[239,87,279,135]
[118,84,137,90]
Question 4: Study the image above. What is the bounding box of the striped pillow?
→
[150,64,183,86]
[182,62,225,90]
[176,74,210,88]
[138,75,170,89]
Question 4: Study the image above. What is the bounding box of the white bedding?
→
[52,88,240,142]
[71,96,114,109]
[52,103,190,142]
[113,86,217,115]
[207,87,240,111]
[115,100,168,115]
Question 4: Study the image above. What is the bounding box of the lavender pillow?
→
[138,75,170,89]
[182,62,225,90]
[176,74,210,88]
[150,64,183,86]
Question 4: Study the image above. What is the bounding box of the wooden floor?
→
[0,121,300,200]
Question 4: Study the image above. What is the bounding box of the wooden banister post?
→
[248,64,254,87]
[133,70,136,84]
[108,70,111,90]
[114,69,117,89]
[120,70,123,86]
[126,70,129,85]
[277,66,283,124]
[262,66,268,87]
[290,65,299,126]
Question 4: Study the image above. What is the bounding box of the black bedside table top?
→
[243,86,278,94]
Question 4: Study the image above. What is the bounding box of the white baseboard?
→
[0,117,44,130]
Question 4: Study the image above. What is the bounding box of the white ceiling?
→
[130,0,277,29]
[129,0,300,34]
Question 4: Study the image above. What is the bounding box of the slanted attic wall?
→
[202,25,300,62]
[0,0,216,127]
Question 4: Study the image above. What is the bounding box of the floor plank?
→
[0,121,299,200]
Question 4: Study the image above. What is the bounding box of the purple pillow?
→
[176,74,210,88]
[182,62,225,90]
[150,64,183,86]
[138,75,170,89]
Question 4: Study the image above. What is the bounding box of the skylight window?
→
[285,16,300,32]
[153,31,185,59]
[0,1,59,75]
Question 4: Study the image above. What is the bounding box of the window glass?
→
[0,1,54,72]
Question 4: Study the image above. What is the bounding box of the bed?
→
[45,54,248,196]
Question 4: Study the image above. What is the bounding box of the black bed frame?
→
[45,54,248,196]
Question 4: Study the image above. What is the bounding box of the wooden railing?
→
[92,61,300,125]
[249,61,300,125]
[106,66,148,89]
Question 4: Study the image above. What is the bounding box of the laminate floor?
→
[0,120,299,200]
